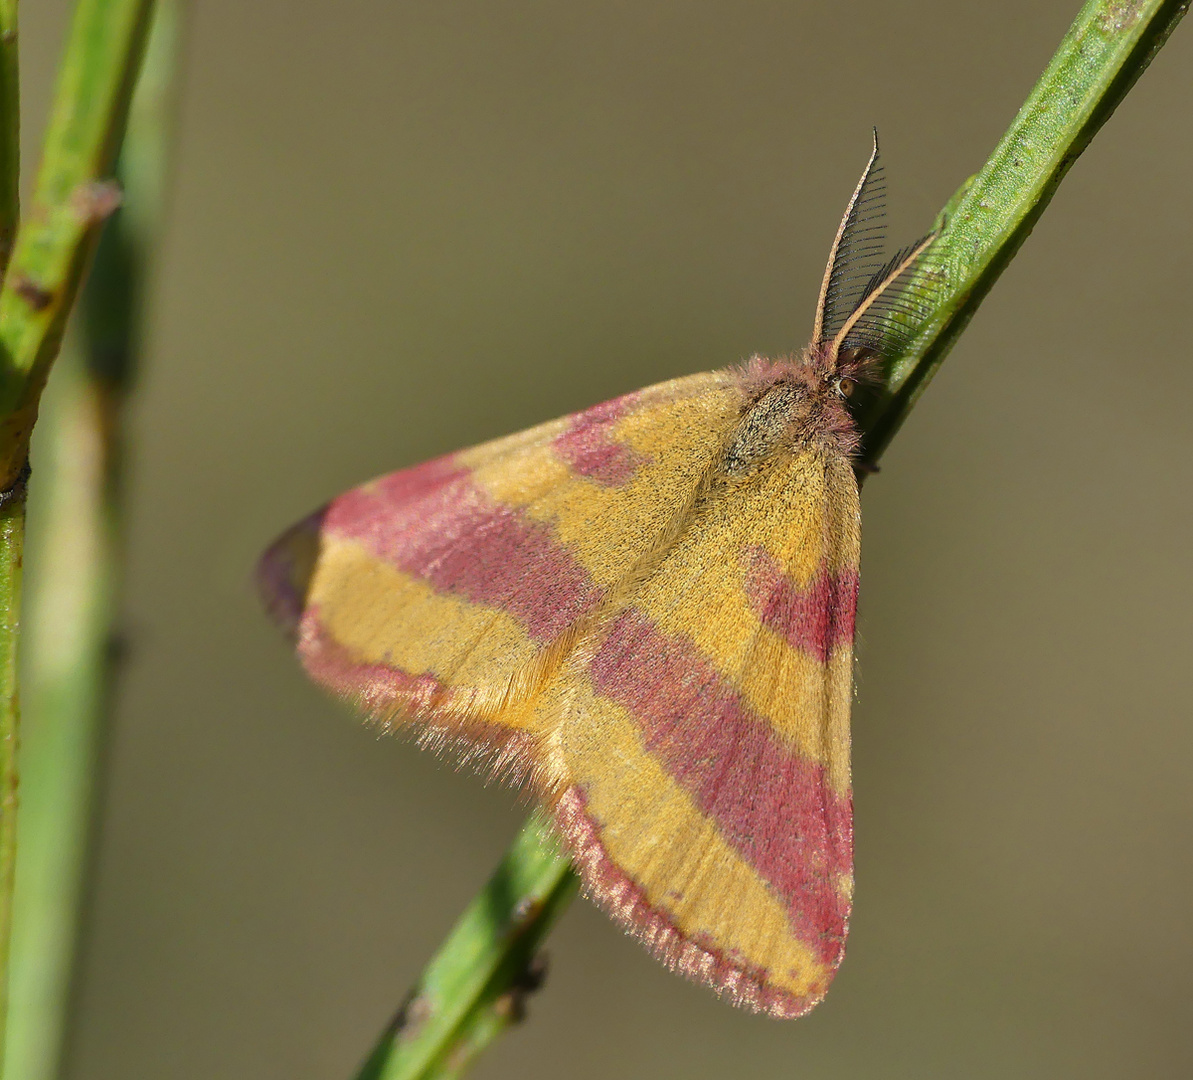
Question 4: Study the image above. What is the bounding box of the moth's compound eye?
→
[835,377,856,399]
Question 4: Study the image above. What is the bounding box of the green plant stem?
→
[0,0,16,1069]
[0,0,18,277]
[349,2,1187,1077]
[5,6,179,1077]
[5,364,106,1080]
[0,1,157,1075]
[0,489,22,1080]
[353,815,578,1080]
[0,0,154,490]
[860,0,1188,464]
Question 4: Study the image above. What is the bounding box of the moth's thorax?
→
[723,349,860,477]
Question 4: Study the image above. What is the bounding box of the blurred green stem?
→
[352,1,1186,1078]
[0,1,16,1067]
[0,0,18,275]
[860,0,1188,463]
[355,815,578,1080]
[5,4,179,1079]
[0,0,154,489]
[0,0,158,1075]
[0,488,22,1080]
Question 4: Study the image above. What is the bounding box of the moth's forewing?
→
[259,372,743,783]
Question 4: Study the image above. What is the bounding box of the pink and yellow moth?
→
[259,134,934,1017]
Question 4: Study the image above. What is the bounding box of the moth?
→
[259,135,934,1018]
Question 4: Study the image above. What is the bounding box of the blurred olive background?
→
[15,2,1193,1078]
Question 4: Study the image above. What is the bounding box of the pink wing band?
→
[588,607,852,969]
[744,547,859,663]
[324,456,604,643]
[550,394,651,486]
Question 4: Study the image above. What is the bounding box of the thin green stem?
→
[0,486,23,1080]
[5,6,179,1077]
[5,365,107,1080]
[0,0,154,490]
[349,2,1187,1077]
[353,815,578,1080]
[0,1,158,1075]
[0,0,16,1068]
[859,0,1189,465]
[0,0,18,278]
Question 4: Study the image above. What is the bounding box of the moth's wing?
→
[539,450,859,1017]
[258,371,746,787]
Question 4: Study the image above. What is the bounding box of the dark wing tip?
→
[257,508,327,640]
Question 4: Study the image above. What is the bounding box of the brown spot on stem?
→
[0,398,41,491]
[71,180,123,224]
[0,462,30,510]
[1097,0,1145,33]
[390,989,433,1043]
[13,277,52,311]
[511,897,543,926]
[495,952,549,1024]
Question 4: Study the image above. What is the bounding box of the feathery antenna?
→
[813,130,888,348]
[826,232,936,367]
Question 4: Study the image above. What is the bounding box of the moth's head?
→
[801,345,869,456]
